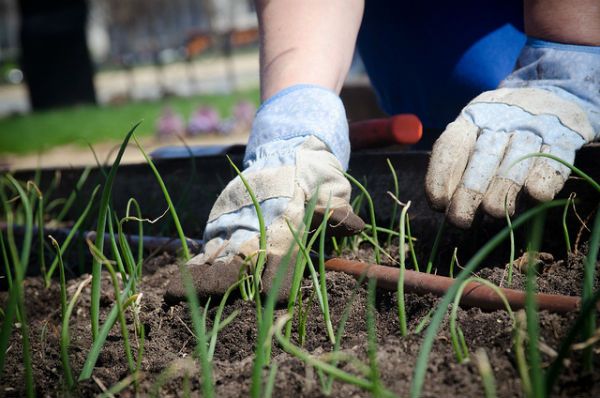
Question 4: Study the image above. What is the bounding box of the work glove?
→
[426,38,600,228]
[165,85,365,304]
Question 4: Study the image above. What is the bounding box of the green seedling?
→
[449,277,514,363]
[504,194,516,286]
[208,278,246,360]
[274,315,396,397]
[511,153,600,381]
[53,235,91,390]
[366,277,384,395]
[318,202,335,341]
[525,214,546,398]
[287,217,336,344]
[107,209,128,279]
[56,166,92,222]
[87,240,136,373]
[426,219,445,274]
[3,175,35,397]
[398,200,411,336]
[79,261,139,381]
[0,230,11,290]
[45,185,100,286]
[133,133,190,260]
[297,287,316,347]
[345,172,381,264]
[514,311,532,396]
[359,231,399,265]
[406,215,420,271]
[131,293,145,387]
[474,348,497,398]
[322,268,370,394]
[177,262,214,398]
[226,155,266,303]
[413,309,433,335]
[449,247,459,279]
[98,373,142,398]
[90,122,140,341]
[265,362,279,398]
[250,229,295,397]
[125,198,144,270]
[562,193,576,253]
[582,208,600,372]
[546,286,600,393]
[27,182,46,279]
[386,158,400,248]
[286,189,319,340]
[41,170,62,215]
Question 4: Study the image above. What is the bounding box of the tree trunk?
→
[18,0,96,110]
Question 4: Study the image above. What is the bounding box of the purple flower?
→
[187,106,220,136]
[156,107,184,139]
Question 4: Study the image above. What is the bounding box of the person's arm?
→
[165,1,367,302]
[256,0,364,100]
[524,0,600,46]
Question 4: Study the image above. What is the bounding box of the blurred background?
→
[0,0,377,169]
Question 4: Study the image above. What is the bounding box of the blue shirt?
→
[357,0,526,133]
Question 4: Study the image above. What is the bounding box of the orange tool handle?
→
[349,114,423,150]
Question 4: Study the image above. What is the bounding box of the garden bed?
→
[1,246,598,397]
[1,142,599,397]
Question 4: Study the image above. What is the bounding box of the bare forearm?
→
[524,0,600,45]
[256,0,364,101]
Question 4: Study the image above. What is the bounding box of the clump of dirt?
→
[1,250,599,397]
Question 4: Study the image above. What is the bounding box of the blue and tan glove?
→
[165,86,364,303]
[426,38,600,228]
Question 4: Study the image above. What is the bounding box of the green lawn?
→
[0,87,260,154]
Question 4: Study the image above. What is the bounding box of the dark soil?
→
[1,247,599,397]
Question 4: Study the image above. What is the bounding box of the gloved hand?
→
[165,86,365,304]
[426,38,600,228]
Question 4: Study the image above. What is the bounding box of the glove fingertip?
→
[447,187,483,229]
[481,177,521,219]
[312,205,366,238]
[524,163,568,202]
[426,116,478,212]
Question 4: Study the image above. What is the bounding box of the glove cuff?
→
[244,84,350,170]
[525,37,600,55]
[500,36,600,137]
